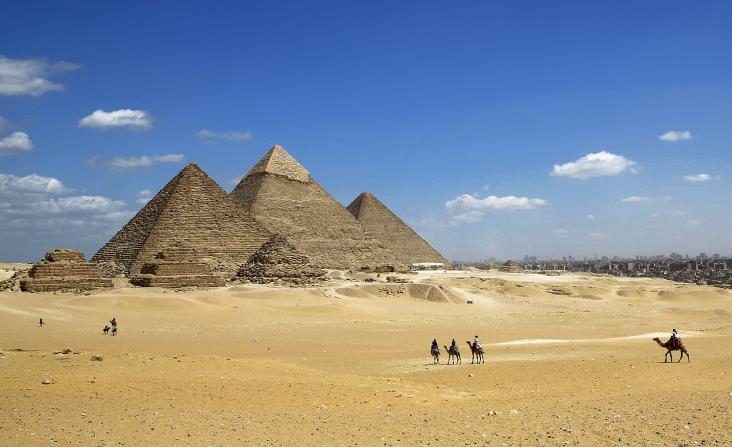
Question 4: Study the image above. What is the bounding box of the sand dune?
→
[1,271,731,446]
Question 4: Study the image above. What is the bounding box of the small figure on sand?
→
[38,318,44,327]
[472,335,481,350]
[102,325,110,335]
[430,338,440,364]
[110,317,117,328]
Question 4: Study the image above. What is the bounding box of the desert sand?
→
[1,270,731,446]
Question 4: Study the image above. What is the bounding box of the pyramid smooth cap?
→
[244,145,310,182]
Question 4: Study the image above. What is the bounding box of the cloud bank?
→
[621,195,671,203]
[0,55,80,96]
[658,130,693,142]
[0,131,33,155]
[682,173,714,182]
[86,154,185,171]
[79,109,153,131]
[196,129,254,142]
[551,151,636,179]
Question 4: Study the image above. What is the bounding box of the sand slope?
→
[1,271,730,446]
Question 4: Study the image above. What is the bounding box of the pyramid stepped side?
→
[347,192,449,266]
[22,248,112,292]
[231,148,402,270]
[92,170,183,273]
[93,164,271,275]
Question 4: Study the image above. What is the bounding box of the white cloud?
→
[136,189,153,205]
[0,132,33,155]
[586,214,596,220]
[86,153,185,171]
[79,109,153,131]
[0,173,69,195]
[0,55,80,96]
[621,195,671,203]
[551,151,637,179]
[8,195,127,216]
[658,130,693,142]
[444,192,546,224]
[682,173,714,182]
[445,193,547,212]
[196,129,254,142]
[589,232,608,241]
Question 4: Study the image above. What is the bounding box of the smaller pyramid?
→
[347,192,448,266]
[237,235,326,285]
[21,248,113,292]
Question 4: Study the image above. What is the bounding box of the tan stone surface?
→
[231,146,402,270]
[20,249,112,293]
[92,164,270,275]
[237,234,326,285]
[131,244,226,289]
[347,191,449,266]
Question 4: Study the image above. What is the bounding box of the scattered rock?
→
[468,373,474,378]
[487,411,497,416]
[509,409,519,415]
[41,378,54,385]
[90,355,103,362]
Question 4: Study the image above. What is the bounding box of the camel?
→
[443,345,461,365]
[653,337,690,363]
[466,341,485,364]
[431,345,440,364]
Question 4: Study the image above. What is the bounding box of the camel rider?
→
[450,339,457,351]
[431,339,439,353]
[473,335,481,350]
[670,329,679,348]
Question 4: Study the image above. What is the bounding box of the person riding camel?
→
[473,335,481,350]
[450,338,457,351]
[670,328,679,349]
[431,339,439,354]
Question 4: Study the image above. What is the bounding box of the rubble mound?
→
[237,235,326,285]
[20,249,113,293]
[130,244,225,288]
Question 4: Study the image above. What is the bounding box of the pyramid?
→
[237,234,326,285]
[92,164,270,275]
[21,248,113,292]
[230,145,402,269]
[347,192,449,266]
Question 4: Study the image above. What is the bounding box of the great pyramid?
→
[92,164,270,275]
[230,145,402,269]
[347,192,449,266]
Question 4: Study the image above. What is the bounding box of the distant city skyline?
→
[1,1,731,262]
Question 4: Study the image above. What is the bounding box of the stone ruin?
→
[237,234,326,285]
[20,249,113,293]
[130,244,225,288]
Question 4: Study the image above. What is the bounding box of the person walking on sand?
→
[110,317,117,328]
[38,318,44,327]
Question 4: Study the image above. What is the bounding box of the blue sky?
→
[1,1,731,262]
